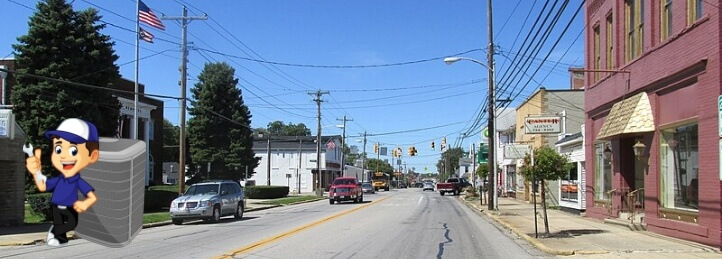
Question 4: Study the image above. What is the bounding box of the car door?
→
[220,183,233,215]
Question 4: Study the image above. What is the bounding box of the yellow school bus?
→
[372,172,389,191]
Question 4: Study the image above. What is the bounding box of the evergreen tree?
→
[187,62,258,181]
[162,119,179,162]
[11,0,121,188]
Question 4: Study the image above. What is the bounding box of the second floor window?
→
[687,0,703,25]
[606,13,614,71]
[625,0,644,62]
[661,0,673,41]
[594,25,601,81]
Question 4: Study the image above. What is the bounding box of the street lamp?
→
[444,56,496,211]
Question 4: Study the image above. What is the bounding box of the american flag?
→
[139,27,154,43]
[138,0,165,31]
[326,140,336,150]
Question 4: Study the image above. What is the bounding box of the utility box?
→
[75,137,146,248]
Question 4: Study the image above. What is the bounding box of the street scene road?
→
[0,189,545,259]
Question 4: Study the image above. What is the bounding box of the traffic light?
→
[392,148,397,157]
[408,146,414,156]
[374,143,379,153]
[441,137,447,151]
[413,146,418,156]
[431,141,435,150]
[397,147,402,157]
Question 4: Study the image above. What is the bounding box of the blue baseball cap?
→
[45,118,99,143]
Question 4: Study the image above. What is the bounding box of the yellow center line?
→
[214,195,392,259]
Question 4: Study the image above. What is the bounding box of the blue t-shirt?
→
[46,173,94,206]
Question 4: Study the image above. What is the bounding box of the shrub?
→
[144,190,178,211]
[27,193,53,221]
[245,186,289,199]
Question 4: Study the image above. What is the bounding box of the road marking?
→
[418,196,423,206]
[214,196,392,259]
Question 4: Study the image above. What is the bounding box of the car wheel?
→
[234,202,244,219]
[211,205,221,223]
[440,192,445,196]
[172,219,183,225]
[359,195,363,203]
[329,199,335,205]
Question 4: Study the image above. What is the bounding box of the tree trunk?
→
[541,179,550,235]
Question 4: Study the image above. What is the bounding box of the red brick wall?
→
[584,1,721,247]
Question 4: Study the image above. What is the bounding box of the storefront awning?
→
[597,92,655,140]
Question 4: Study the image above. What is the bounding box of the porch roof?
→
[597,92,655,140]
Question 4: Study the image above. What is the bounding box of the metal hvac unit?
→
[75,137,146,248]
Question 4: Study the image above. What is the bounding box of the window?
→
[594,142,612,200]
[606,13,614,71]
[625,0,644,61]
[593,25,601,82]
[661,0,673,41]
[660,123,698,211]
[561,162,579,201]
[687,0,703,24]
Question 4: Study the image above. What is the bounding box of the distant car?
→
[414,182,424,188]
[169,180,245,225]
[422,182,435,191]
[329,177,363,204]
[361,182,375,194]
[398,182,407,188]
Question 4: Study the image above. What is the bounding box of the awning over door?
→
[597,92,655,140]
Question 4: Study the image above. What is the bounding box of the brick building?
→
[584,0,720,248]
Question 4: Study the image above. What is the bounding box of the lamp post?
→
[444,54,497,210]
[0,65,7,105]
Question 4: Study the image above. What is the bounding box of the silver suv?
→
[169,180,245,225]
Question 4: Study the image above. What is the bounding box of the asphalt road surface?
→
[0,189,549,259]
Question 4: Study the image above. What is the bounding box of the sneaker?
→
[46,238,61,247]
[46,226,54,242]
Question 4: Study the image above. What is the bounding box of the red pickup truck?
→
[436,178,471,196]
[329,177,363,204]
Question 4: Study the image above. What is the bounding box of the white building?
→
[252,135,343,194]
[555,125,586,212]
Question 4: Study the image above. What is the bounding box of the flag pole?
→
[133,0,140,140]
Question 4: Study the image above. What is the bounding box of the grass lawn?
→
[24,204,46,224]
[143,211,171,224]
[254,195,323,206]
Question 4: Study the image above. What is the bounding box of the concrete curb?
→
[458,196,607,256]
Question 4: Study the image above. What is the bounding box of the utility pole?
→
[162,6,207,195]
[266,132,271,186]
[337,115,352,176]
[361,131,367,182]
[309,90,329,196]
[486,0,496,211]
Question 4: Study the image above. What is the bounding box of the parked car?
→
[169,180,245,225]
[422,182,435,191]
[361,182,375,194]
[329,177,363,204]
[436,178,471,196]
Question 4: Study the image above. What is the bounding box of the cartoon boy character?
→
[25,118,100,247]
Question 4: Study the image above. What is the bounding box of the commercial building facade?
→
[584,0,721,247]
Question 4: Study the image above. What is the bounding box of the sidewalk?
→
[460,195,722,258]
[0,198,295,247]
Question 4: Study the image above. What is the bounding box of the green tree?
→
[162,119,179,163]
[366,158,393,174]
[11,0,121,190]
[254,121,311,136]
[519,145,572,235]
[435,147,466,181]
[187,62,258,181]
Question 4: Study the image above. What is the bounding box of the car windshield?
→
[185,184,219,196]
[362,183,372,188]
[332,179,355,185]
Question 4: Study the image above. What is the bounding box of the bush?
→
[244,186,289,199]
[144,190,178,211]
[27,193,53,221]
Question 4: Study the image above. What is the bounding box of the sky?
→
[0,0,586,174]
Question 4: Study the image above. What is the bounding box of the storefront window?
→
[594,142,612,200]
[561,162,579,201]
[506,166,516,192]
[660,123,698,211]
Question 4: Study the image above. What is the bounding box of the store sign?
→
[504,144,530,159]
[524,116,562,134]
